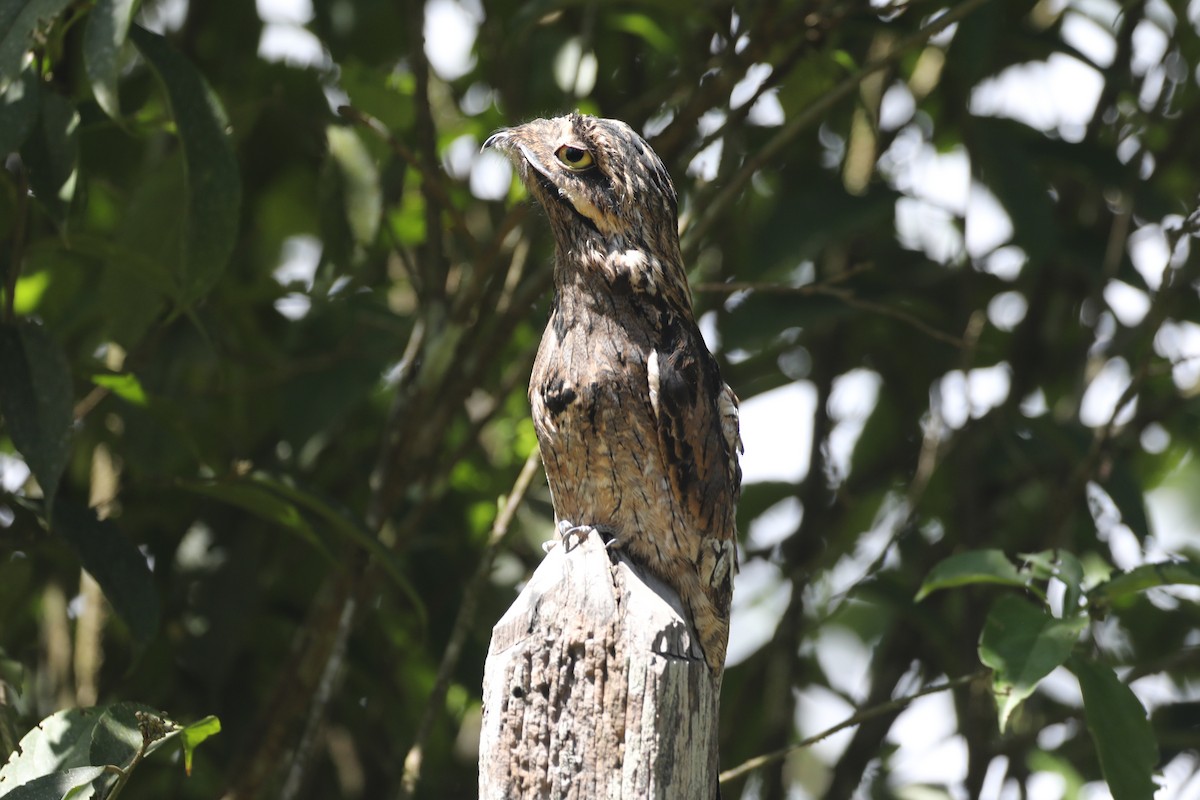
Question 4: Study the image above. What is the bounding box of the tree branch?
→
[719,670,989,784]
[681,0,996,254]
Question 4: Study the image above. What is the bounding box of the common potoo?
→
[485,113,742,673]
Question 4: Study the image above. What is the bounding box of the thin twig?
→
[819,285,964,348]
[682,0,996,253]
[396,447,543,800]
[696,265,962,347]
[278,596,356,800]
[719,670,988,784]
[692,264,873,294]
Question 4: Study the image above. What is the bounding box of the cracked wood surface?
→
[480,533,720,799]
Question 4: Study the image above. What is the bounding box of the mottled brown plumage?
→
[485,113,742,673]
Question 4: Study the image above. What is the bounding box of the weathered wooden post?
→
[479,533,721,798]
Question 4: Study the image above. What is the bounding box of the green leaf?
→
[0,703,200,797]
[0,708,102,789]
[1019,550,1085,614]
[51,498,160,643]
[0,321,74,515]
[0,62,38,155]
[176,478,338,564]
[1102,467,1152,541]
[1088,561,1200,613]
[83,0,137,119]
[0,649,23,690]
[129,25,241,303]
[978,596,1087,730]
[89,372,148,406]
[249,473,424,618]
[0,766,109,800]
[915,549,1028,601]
[607,13,675,53]
[327,125,381,246]
[20,89,79,223]
[972,119,1058,261]
[0,0,74,93]
[88,704,145,772]
[1068,655,1159,800]
[179,716,220,776]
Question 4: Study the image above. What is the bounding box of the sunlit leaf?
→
[129,25,241,303]
[915,550,1028,601]
[1069,655,1158,800]
[978,595,1086,730]
[90,372,148,406]
[11,270,50,314]
[0,707,103,790]
[0,766,109,799]
[180,716,221,776]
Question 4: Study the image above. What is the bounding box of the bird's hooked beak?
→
[481,128,511,152]
[482,127,556,182]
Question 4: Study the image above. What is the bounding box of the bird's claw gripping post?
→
[542,520,590,553]
[542,520,621,553]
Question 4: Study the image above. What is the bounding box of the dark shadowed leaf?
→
[972,119,1058,261]
[129,25,241,303]
[19,89,78,223]
[0,62,38,155]
[0,322,73,514]
[0,0,73,92]
[248,473,418,597]
[1020,550,1085,614]
[1088,561,1200,613]
[1069,655,1158,800]
[978,595,1086,730]
[83,0,137,119]
[51,499,160,643]
[916,549,1028,601]
[176,478,338,564]
[1102,465,1152,541]
[89,703,145,771]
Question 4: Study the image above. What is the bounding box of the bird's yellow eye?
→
[555,144,594,170]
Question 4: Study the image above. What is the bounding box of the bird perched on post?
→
[484,113,742,674]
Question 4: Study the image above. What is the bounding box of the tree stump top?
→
[480,534,721,799]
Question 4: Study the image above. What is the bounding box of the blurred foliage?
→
[2,0,1200,798]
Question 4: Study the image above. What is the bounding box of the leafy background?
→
[2,0,1200,798]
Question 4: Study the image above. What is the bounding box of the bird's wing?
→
[646,324,741,543]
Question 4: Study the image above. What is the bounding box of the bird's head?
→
[484,113,680,263]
